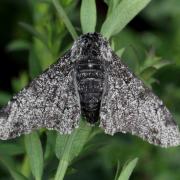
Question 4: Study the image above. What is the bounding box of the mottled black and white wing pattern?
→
[0,32,180,147]
[0,51,81,140]
[100,53,180,147]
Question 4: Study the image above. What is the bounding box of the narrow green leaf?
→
[0,143,24,156]
[118,158,138,180]
[55,120,92,161]
[11,72,29,92]
[61,0,74,6]
[6,40,30,51]
[0,91,11,105]
[104,0,122,17]
[53,0,78,40]
[80,0,97,33]
[116,48,125,58]
[19,22,49,47]
[0,156,28,180]
[146,77,157,87]
[140,49,171,74]
[153,60,172,69]
[29,47,42,79]
[55,120,92,180]
[114,161,121,180]
[24,132,43,180]
[101,0,151,39]
[140,67,157,81]
[21,155,31,178]
[44,131,56,161]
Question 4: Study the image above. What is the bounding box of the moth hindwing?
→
[0,32,180,148]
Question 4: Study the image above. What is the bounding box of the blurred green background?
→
[0,0,180,179]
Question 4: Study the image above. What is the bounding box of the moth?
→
[0,33,180,147]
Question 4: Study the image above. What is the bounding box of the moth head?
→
[71,32,112,61]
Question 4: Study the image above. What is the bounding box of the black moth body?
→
[75,54,105,124]
[0,32,180,148]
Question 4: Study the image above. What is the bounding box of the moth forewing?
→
[0,33,180,148]
[99,53,180,147]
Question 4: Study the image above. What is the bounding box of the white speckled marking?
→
[0,33,180,148]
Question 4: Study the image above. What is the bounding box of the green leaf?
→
[29,47,42,79]
[7,40,30,51]
[21,155,31,178]
[19,22,49,48]
[153,60,172,69]
[53,0,78,40]
[116,48,125,58]
[117,158,138,180]
[139,50,171,75]
[61,0,74,6]
[44,131,56,161]
[140,66,157,81]
[11,72,29,92]
[24,132,43,180]
[105,0,122,17]
[101,0,151,39]
[0,91,11,105]
[80,0,97,33]
[111,39,115,50]
[55,120,93,180]
[114,161,121,180]
[0,143,24,156]
[0,156,28,180]
[55,120,92,161]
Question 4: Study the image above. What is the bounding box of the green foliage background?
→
[0,0,180,179]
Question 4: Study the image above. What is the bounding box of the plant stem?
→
[54,160,68,180]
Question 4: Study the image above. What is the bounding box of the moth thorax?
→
[75,57,105,123]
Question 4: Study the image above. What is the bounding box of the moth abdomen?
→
[75,57,105,123]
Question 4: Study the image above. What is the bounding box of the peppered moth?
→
[0,33,180,147]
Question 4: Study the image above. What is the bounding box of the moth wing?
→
[100,53,180,147]
[0,51,81,140]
